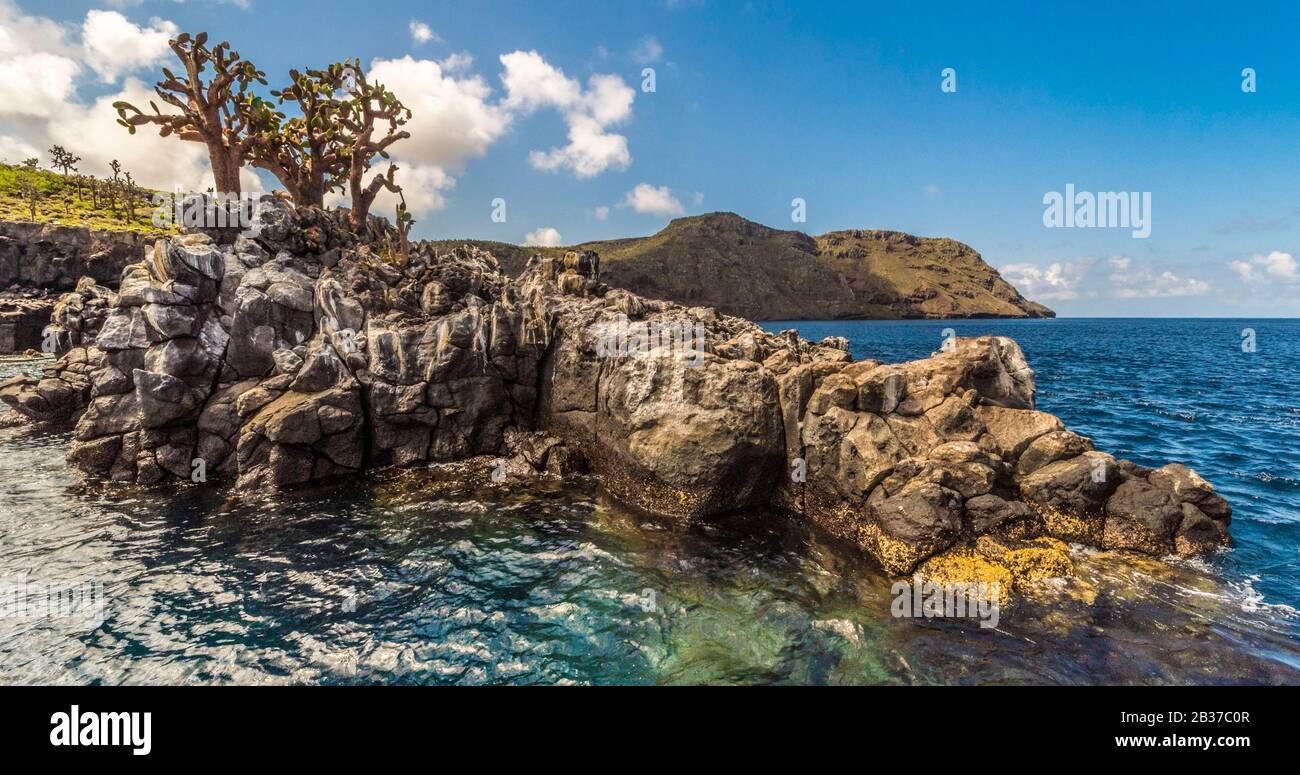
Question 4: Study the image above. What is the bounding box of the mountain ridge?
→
[432,211,1054,320]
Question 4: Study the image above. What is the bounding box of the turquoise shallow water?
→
[1,318,1297,684]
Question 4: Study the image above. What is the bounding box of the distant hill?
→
[431,211,1054,320]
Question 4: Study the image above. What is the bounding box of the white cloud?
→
[0,52,81,118]
[366,55,510,169]
[372,51,638,182]
[500,51,634,178]
[593,206,609,221]
[523,227,563,247]
[1001,261,1086,301]
[621,183,684,216]
[48,77,260,192]
[409,20,439,46]
[1110,268,1210,298]
[439,52,474,73]
[922,184,941,197]
[691,191,704,206]
[1229,250,1298,283]
[0,0,78,59]
[1258,250,1293,280]
[0,133,39,161]
[630,35,663,65]
[326,163,454,220]
[1006,257,1210,302]
[500,50,582,111]
[0,1,79,117]
[81,10,177,83]
[377,163,454,218]
[529,114,630,177]
[582,73,636,125]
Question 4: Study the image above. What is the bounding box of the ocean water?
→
[0,318,1297,685]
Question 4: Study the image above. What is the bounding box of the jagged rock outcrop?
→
[0,198,1229,585]
[44,277,117,355]
[0,221,152,291]
[0,277,117,355]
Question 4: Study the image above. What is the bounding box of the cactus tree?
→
[113,32,268,195]
[249,63,354,207]
[335,62,411,231]
[48,146,81,176]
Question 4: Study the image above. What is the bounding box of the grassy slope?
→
[0,163,171,235]
[815,229,1055,319]
[572,213,876,320]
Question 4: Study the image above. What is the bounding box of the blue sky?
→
[8,0,1300,316]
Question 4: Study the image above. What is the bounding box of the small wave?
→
[1168,569,1300,622]
[1227,576,1300,619]
[1228,470,1300,489]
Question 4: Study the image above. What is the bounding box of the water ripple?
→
[3,322,1300,684]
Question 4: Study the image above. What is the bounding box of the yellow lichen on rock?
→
[860,521,933,577]
[1029,501,1105,546]
[975,535,1073,590]
[916,547,1013,592]
[915,534,1074,598]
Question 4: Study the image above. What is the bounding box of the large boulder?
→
[1103,463,1232,556]
[1102,477,1185,554]
[592,351,785,518]
[1018,451,1120,544]
[866,479,964,574]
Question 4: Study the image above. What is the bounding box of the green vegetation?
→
[115,33,411,232]
[3,18,426,240]
[0,159,171,235]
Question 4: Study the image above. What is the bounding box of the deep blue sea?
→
[1,318,1297,684]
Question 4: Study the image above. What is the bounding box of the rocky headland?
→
[0,211,1048,355]
[435,212,1055,321]
[0,199,1229,590]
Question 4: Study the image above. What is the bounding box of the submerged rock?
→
[0,197,1232,582]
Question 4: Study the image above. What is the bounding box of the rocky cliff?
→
[0,212,1045,353]
[0,222,152,353]
[0,221,153,291]
[0,199,1224,589]
[435,212,1054,320]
